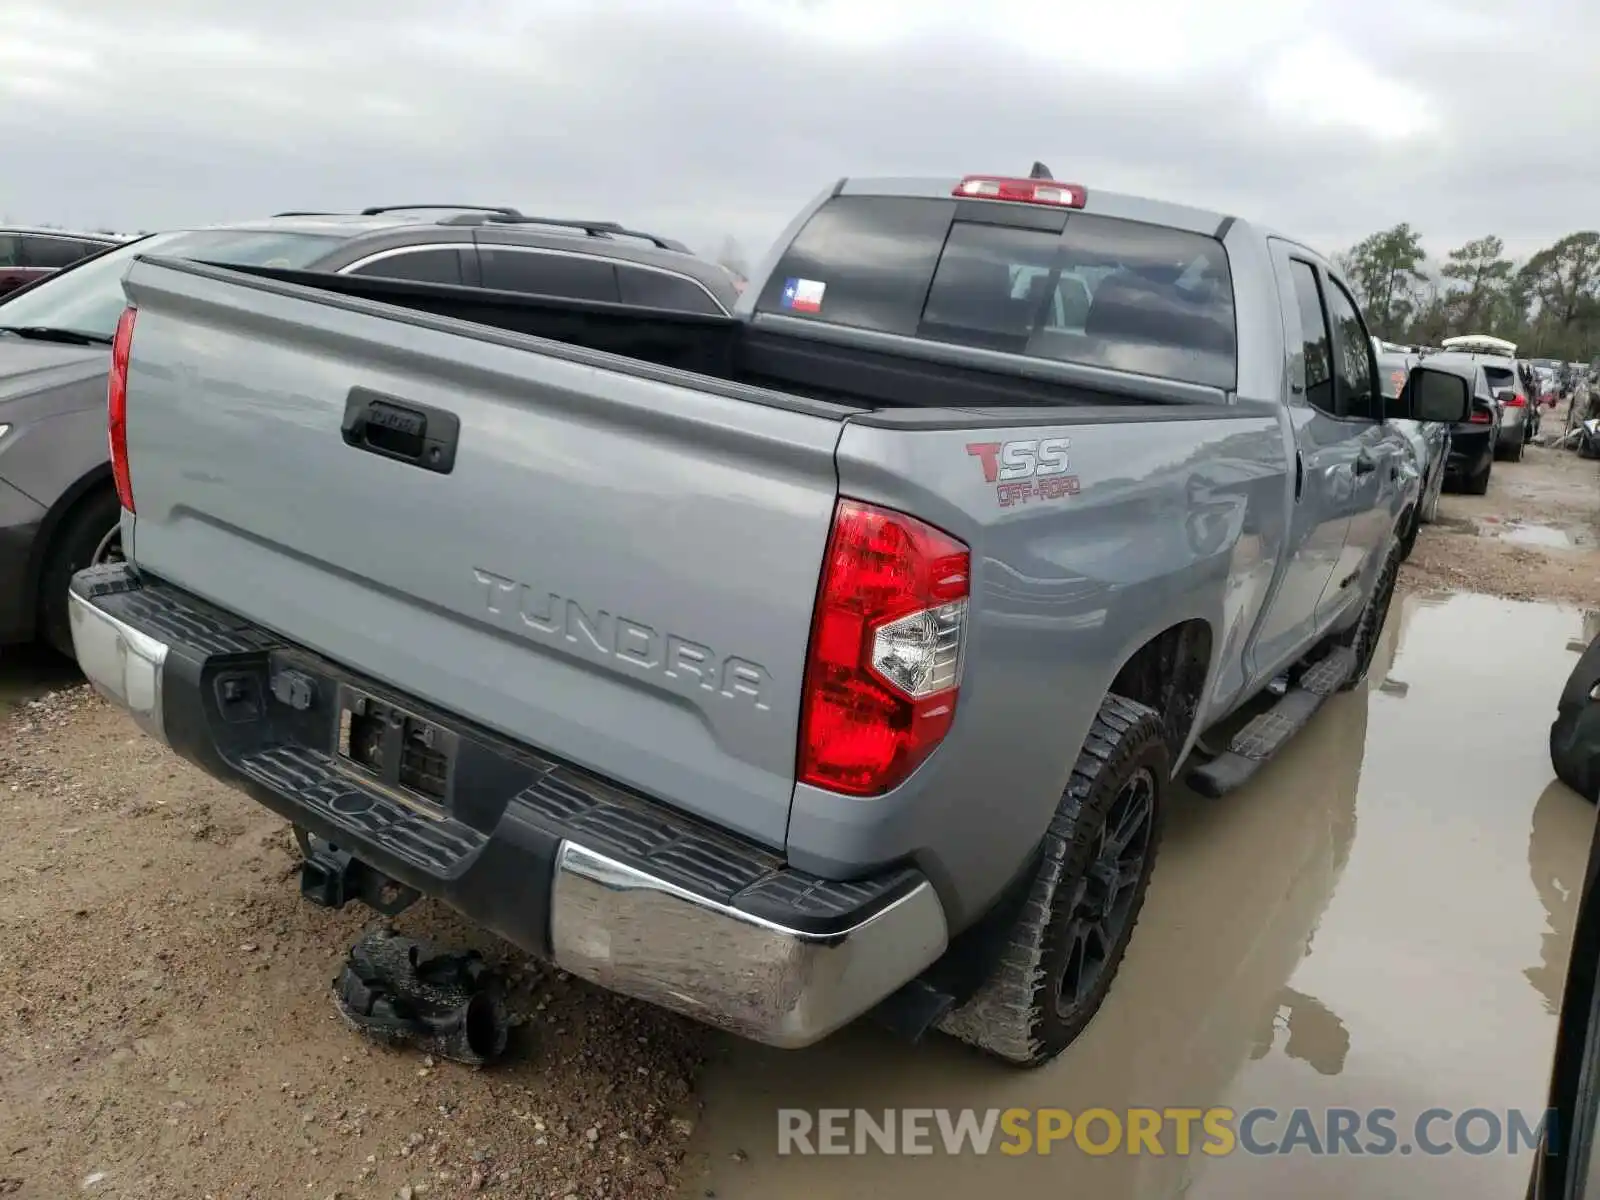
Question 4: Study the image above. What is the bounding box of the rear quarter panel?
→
[787,406,1289,928]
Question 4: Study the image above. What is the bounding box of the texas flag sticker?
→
[781,277,826,314]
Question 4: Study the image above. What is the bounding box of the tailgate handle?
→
[341,387,460,475]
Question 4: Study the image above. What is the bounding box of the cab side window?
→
[347,248,466,285]
[1287,260,1337,416]
[22,235,92,270]
[616,265,726,314]
[1323,277,1379,420]
[479,247,619,303]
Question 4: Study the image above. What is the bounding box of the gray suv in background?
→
[0,206,738,654]
[1479,355,1531,459]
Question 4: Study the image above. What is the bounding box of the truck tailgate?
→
[118,258,846,848]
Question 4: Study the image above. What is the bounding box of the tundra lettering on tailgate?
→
[966,437,1081,508]
[472,569,772,710]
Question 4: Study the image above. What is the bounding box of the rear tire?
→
[38,487,123,658]
[936,695,1169,1067]
[1552,638,1600,803]
[1399,506,1420,561]
[1464,457,1492,495]
[1551,706,1600,803]
[1336,539,1401,691]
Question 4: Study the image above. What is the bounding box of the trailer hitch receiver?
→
[295,827,420,916]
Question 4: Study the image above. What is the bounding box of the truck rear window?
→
[756,195,1238,389]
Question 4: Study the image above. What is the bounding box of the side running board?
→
[1186,645,1357,799]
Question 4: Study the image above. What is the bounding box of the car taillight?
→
[1469,408,1492,424]
[108,305,137,513]
[1505,393,1527,407]
[952,175,1087,209]
[798,499,971,797]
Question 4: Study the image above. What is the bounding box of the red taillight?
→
[952,175,1087,209]
[108,305,137,513]
[1469,408,1492,424]
[798,499,971,797]
[1505,393,1527,407]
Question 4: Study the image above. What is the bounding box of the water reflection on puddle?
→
[1476,518,1584,550]
[685,592,1597,1200]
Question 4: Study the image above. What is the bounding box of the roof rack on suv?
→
[359,204,527,219]
[439,212,689,253]
[280,204,693,253]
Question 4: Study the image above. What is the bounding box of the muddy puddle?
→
[1475,516,1591,550]
[683,593,1597,1200]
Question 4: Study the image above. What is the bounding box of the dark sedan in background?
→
[1421,353,1501,495]
[0,227,129,298]
[1378,346,1450,545]
[0,207,738,655]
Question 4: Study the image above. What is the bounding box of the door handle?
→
[1353,452,1377,476]
[341,387,460,475]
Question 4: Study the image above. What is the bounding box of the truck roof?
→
[838,176,1246,239]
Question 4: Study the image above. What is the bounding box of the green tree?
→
[1340,223,1429,334]
[1404,283,1453,346]
[1521,232,1600,329]
[1441,235,1513,330]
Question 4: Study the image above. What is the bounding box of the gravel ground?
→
[0,689,709,1200]
[1,416,1594,1200]
[1398,423,1600,604]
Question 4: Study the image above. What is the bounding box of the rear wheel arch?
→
[1105,618,1215,765]
[26,466,114,585]
[29,467,118,649]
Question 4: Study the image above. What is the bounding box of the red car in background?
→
[0,227,130,298]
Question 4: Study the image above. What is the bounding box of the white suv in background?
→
[1441,334,1531,460]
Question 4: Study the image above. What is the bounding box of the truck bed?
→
[216,259,1233,416]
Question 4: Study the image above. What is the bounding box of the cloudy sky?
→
[3,0,1594,266]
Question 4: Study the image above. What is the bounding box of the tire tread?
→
[936,694,1168,1066]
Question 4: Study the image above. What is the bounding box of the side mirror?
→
[1396,366,1471,424]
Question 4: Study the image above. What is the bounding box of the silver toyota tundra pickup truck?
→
[68,172,1469,1068]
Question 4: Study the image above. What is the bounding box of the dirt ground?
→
[1,422,1596,1200]
[1398,406,1600,605]
[1401,396,1600,604]
[0,694,709,1200]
